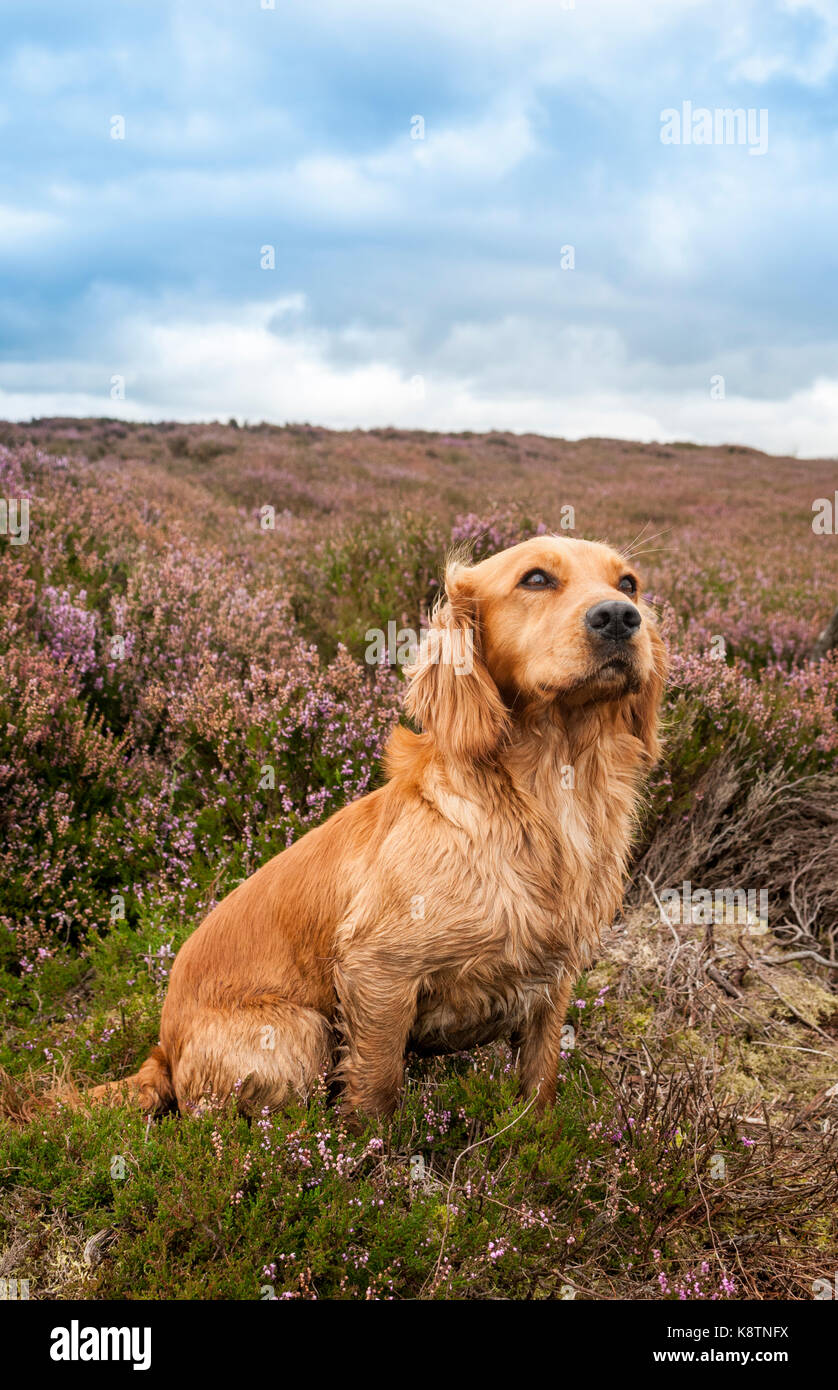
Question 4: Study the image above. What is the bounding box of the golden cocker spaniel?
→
[98,535,666,1119]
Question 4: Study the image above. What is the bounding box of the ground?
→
[0,417,836,1299]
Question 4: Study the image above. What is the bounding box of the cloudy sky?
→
[1,0,837,454]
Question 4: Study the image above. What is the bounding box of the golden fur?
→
[94,536,666,1118]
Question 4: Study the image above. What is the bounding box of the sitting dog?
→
[99,535,666,1118]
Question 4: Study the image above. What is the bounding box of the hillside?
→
[0,417,836,1300]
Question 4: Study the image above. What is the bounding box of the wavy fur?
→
[108,536,666,1118]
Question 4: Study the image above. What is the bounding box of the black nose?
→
[585,600,641,642]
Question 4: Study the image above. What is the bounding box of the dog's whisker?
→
[622,527,673,561]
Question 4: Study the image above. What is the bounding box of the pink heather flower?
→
[41,586,99,678]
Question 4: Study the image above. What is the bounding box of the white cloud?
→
[1,0,834,457]
[397,106,537,180]
[6,42,92,95]
[0,202,62,249]
[726,0,838,85]
[2,294,836,457]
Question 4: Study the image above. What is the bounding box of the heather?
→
[0,418,836,1300]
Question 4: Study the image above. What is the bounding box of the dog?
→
[96,535,666,1119]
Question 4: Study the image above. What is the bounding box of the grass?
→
[3,901,836,1300]
[1,417,837,1300]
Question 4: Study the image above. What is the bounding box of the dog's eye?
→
[617,575,637,596]
[519,568,555,590]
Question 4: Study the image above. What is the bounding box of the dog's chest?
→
[404,833,588,1057]
[459,790,621,965]
[399,761,631,1056]
[409,975,550,1055]
[403,868,553,1057]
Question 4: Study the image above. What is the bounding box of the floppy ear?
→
[627,620,667,763]
[404,562,509,764]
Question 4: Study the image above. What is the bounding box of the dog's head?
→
[405,536,667,764]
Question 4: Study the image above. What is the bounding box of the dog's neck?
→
[385,708,645,960]
[500,702,642,842]
[395,701,643,862]
[499,702,645,945]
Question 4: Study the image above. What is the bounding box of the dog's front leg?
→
[513,973,574,1110]
[333,955,418,1119]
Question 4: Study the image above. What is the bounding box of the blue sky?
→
[1,0,837,453]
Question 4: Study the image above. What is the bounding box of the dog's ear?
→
[404,561,508,763]
[627,620,667,763]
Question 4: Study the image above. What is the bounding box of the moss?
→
[762,966,837,1029]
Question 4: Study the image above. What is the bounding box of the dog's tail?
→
[0,1047,177,1126]
[87,1045,177,1115]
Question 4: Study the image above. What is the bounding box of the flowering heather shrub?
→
[2,432,836,962]
[92,538,308,741]
[0,442,403,966]
[652,595,838,764]
[168,644,401,877]
[450,507,547,562]
[0,441,44,500]
[0,567,145,958]
[1,423,836,1304]
[6,1020,831,1300]
[289,510,447,658]
[40,586,99,679]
